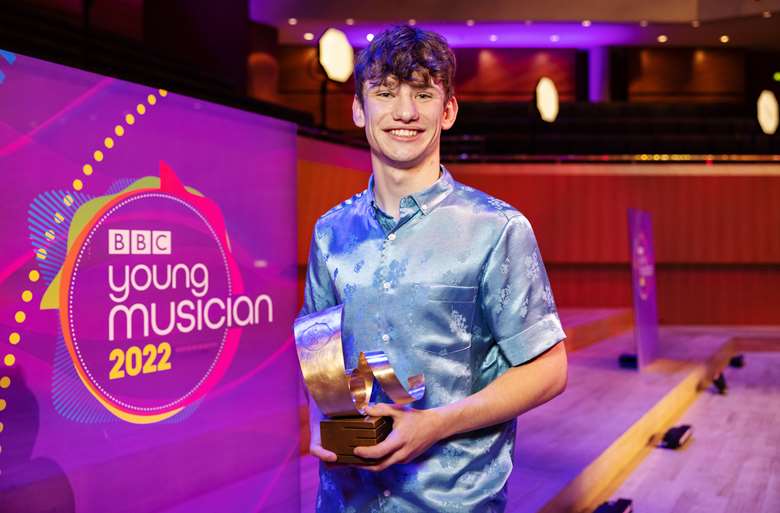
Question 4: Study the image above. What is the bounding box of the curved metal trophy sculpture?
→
[294,304,425,464]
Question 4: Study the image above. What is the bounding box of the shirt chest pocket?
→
[411,284,478,356]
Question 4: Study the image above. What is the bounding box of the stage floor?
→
[613,351,780,513]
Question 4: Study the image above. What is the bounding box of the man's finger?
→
[363,449,406,473]
[310,444,338,463]
[353,431,403,460]
[364,403,404,418]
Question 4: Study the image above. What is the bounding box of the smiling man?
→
[299,25,568,513]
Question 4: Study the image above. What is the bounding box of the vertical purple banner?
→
[627,208,660,369]
[0,52,300,512]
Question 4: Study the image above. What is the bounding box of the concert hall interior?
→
[0,2,778,513]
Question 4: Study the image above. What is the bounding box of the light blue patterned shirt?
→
[300,166,566,513]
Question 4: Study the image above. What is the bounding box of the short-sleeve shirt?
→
[299,166,566,513]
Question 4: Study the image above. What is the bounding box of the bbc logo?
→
[109,229,171,255]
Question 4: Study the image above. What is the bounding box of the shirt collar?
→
[366,165,455,217]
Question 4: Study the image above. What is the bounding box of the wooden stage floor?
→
[613,351,780,513]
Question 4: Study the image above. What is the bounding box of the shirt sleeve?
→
[298,224,338,318]
[479,215,566,366]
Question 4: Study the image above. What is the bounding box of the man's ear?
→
[352,95,366,128]
[441,95,458,131]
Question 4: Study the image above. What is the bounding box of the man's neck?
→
[371,153,441,220]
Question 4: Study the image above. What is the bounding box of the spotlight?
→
[660,425,693,449]
[720,34,730,43]
[639,20,648,27]
[550,34,560,42]
[713,372,727,394]
[466,19,475,26]
[366,33,374,42]
[408,19,416,26]
[729,354,745,368]
[489,34,498,42]
[288,18,298,26]
[691,20,700,28]
[303,32,314,41]
[657,34,668,43]
[319,28,353,83]
[594,498,633,513]
[582,20,592,27]
[535,77,559,122]
[762,11,772,19]
[345,18,355,26]
[317,28,355,127]
[757,90,779,135]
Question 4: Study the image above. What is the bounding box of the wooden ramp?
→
[611,350,780,513]
[557,308,634,352]
[508,325,780,513]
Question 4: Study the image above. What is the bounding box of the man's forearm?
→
[435,341,567,439]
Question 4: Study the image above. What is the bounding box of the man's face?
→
[352,75,458,169]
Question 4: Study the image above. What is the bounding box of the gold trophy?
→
[294,304,425,464]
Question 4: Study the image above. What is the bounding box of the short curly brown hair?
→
[354,25,456,105]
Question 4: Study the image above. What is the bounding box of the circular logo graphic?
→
[58,177,243,423]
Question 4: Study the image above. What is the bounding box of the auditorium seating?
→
[443,101,779,157]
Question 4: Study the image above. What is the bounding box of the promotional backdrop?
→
[0,52,300,512]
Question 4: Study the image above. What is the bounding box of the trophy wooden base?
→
[320,415,393,465]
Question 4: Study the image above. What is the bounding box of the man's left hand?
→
[353,403,447,472]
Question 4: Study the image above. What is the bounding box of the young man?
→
[299,25,567,512]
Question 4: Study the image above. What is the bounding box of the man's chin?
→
[373,147,435,170]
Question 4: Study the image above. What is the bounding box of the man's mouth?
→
[387,128,422,138]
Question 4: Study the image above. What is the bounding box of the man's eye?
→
[376,91,393,98]
[417,93,433,100]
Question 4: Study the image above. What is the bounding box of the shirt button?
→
[381,334,390,342]
[383,490,391,497]
[383,281,391,290]
[388,233,396,241]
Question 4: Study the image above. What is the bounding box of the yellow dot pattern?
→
[0,377,9,388]
[14,311,25,323]
[8,333,20,345]
[74,89,164,191]
[3,355,14,367]
[0,399,6,411]
[21,290,32,303]
[28,270,40,282]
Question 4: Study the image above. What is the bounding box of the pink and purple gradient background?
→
[0,53,301,512]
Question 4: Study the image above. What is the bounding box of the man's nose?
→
[392,93,419,122]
